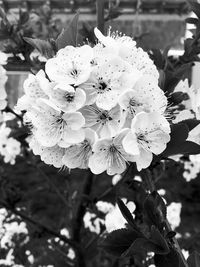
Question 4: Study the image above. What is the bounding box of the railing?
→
[0,0,189,14]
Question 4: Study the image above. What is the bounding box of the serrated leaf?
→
[117,198,138,230]
[24,37,55,59]
[187,251,200,267]
[56,12,79,49]
[100,228,141,257]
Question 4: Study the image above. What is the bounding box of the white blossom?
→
[167,202,182,230]
[80,104,123,138]
[89,129,134,175]
[47,82,86,112]
[62,128,97,169]
[26,100,85,147]
[122,112,170,171]
[81,56,141,110]
[46,45,93,85]
[94,27,159,79]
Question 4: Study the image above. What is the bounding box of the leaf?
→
[117,198,138,230]
[180,119,200,131]
[187,251,200,267]
[188,1,200,19]
[150,226,170,255]
[56,12,79,50]
[23,37,55,59]
[175,141,200,155]
[100,228,141,257]
[160,123,189,157]
[154,248,180,267]
[143,191,167,229]
[169,92,189,105]
[185,17,199,25]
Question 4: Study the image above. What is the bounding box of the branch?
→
[4,106,24,122]
[72,169,94,267]
[143,169,189,267]
[0,201,77,249]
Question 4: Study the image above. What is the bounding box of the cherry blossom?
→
[45,45,93,85]
[122,112,171,171]
[81,57,141,110]
[88,129,134,175]
[47,82,86,112]
[80,104,123,138]
[26,100,85,147]
[62,128,97,169]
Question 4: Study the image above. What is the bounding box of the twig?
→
[165,220,189,267]
[0,201,77,249]
[95,163,134,203]
[4,106,23,122]
[143,169,189,267]
[35,164,69,207]
[72,169,94,267]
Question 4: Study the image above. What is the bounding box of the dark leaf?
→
[23,37,55,59]
[180,119,200,131]
[185,17,199,25]
[188,2,200,19]
[160,123,189,157]
[187,251,200,267]
[56,12,79,50]
[169,92,189,105]
[117,198,138,230]
[143,191,167,228]
[150,226,169,254]
[100,228,141,257]
[154,248,180,267]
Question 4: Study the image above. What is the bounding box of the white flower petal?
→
[122,131,140,155]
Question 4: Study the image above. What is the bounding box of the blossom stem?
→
[96,0,105,34]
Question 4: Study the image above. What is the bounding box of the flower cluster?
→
[0,124,21,164]
[17,28,171,174]
[0,52,8,118]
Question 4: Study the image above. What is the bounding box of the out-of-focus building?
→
[0,0,189,50]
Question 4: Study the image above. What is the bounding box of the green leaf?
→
[187,251,200,267]
[100,228,141,257]
[56,12,79,49]
[23,37,55,59]
[117,198,138,230]
[154,248,180,267]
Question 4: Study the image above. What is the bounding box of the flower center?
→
[99,111,112,123]
[109,145,117,153]
[70,69,79,78]
[98,81,107,91]
[64,92,75,102]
